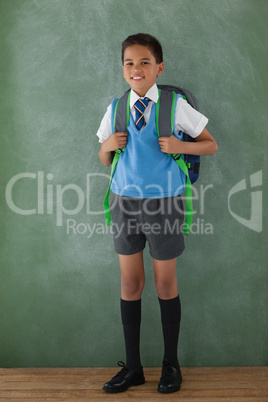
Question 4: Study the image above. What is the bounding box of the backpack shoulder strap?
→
[113,90,131,133]
[156,89,176,137]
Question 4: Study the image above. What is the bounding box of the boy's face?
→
[122,44,164,97]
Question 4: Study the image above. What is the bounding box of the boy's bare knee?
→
[155,279,177,299]
[121,277,145,300]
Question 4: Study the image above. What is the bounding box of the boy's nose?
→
[132,65,142,72]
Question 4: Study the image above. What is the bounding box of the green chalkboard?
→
[0,0,267,368]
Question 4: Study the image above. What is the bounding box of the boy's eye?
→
[124,61,149,66]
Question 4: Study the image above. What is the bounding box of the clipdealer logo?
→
[5,170,263,234]
[228,170,263,233]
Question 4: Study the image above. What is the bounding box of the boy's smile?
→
[122,44,164,97]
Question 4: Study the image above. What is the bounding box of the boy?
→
[97,33,218,394]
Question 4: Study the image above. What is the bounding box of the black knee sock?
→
[120,298,142,371]
[158,295,181,368]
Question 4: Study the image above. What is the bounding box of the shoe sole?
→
[157,384,181,393]
[103,379,145,393]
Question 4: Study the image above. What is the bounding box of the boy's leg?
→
[119,251,145,371]
[153,257,178,300]
[119,251,145,301]
[153,257,182,393]
[103,251,145,393]
[153,257,180,367]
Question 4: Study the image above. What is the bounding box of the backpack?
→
[103,85,200,235]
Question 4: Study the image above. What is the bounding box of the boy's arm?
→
[98,132,128,166]
[158,127,218,156]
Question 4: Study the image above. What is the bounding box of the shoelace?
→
[111,361,129,381]
[160,363,177,380]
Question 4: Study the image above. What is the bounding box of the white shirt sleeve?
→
[96,103,112,143]
[175,97,208,138]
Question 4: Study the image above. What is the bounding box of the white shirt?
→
[96,84,208,143]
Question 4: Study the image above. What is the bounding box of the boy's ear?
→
[157,62,164,76]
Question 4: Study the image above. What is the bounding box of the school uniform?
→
[97,83,208,260]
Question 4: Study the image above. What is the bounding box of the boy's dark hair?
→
[122,33,163,64]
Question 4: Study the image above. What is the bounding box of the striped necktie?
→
[134,98,150,130]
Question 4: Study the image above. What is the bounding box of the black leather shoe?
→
[103,361,145,393]
[157,359,182,393]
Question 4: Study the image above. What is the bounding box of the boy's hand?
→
[158,135,183,154]
[103,132,128,152]
[159,128,218,156]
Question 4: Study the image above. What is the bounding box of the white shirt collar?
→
[130,84,159,108]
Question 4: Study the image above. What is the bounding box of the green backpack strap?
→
[156,89,193,235]
[103,92,130,226]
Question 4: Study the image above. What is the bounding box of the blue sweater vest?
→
[110,98,186,199]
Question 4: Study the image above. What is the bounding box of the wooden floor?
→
[0,366,267,401]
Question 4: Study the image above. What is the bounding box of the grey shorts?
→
[110,194,185,260]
